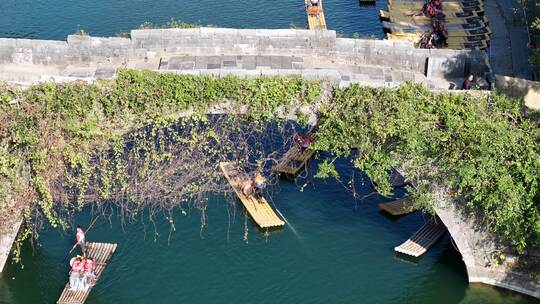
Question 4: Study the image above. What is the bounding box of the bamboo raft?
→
[380,9,479,20]
[388,3,483,13]
[382,13,486,25]
[379,196,416,216]
[305,0,327,30]
[57,242,117,304]
[387,33,488,49]
[388,32,489,42]
[272,137,316,176]
[394,218,446,257]
[220,162,285,229]
[388,0,483,8]
[382,21,490,36]
[383,20,486,32]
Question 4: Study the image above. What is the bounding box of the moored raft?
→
[394,218,447,257]
[272,133,316,177]
[305,0,327,30]
[388,32,489,42]
[387,33,489,49]
[380,9,479,20]
[382,21,490,36]
[380,10,486,25]
[379,196,416,216]
[57,242,117,304]
[388,0,483,8]
[388,1,484,14]
[385,15,486,25]
[220,162,285,229]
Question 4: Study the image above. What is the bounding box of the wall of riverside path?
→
[0,28,489,81]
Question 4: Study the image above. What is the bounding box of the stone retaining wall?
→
[0,28,489,84]
[434,193,540,299]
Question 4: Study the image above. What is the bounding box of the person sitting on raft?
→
[69,256,87,291]
[419,33,433,49]
[242,173,267,200]
[431,0,442,10]
[310,0,319,6]
[84,257,96,284]
[293,133,313,152]
[423,1,445,18]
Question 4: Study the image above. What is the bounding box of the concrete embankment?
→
[0,28,489,89]
[0,217,23,273]
[435,197,540,299]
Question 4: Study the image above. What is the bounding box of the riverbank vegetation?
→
[0,70,538,259]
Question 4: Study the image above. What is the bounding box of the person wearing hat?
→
[69,255,87,290]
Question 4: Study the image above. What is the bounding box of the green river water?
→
[0,159,536,304]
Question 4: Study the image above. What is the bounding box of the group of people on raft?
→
[68,226,96,291]
[419,22,449,49]
[241,132,313,201]
[419,0,445,18]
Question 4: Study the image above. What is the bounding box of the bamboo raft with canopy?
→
[394,218,447,257]
[379,196,416,216]
[57,242,117,304]
[272,133,316,177]
[305,0,327,30]
[220,162,285,229]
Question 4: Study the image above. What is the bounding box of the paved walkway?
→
[486,0,532,79]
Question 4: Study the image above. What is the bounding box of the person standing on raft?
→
[70,225,86,257]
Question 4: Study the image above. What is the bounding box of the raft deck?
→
[57,242,117,304]
[305,0,327,30]
[272,139,316,176]
[379,196,416,216]
[394,218,446,257]
[220,162,285,229]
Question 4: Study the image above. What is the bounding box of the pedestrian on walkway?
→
[462,74,474,90]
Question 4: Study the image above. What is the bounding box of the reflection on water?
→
[0,159,536,304]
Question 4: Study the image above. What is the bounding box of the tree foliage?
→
[314,84,540,250]
[0,70,538,256]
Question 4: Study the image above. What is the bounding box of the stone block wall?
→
[0,28,489,80]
